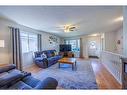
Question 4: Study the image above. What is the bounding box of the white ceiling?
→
[0,6,123,37]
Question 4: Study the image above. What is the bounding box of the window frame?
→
[65,39,80,52]
[20,31,38,53]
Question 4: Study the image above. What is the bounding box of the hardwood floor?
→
[90,58,122,89]
[24,64,43,74]
[24,58,122,89]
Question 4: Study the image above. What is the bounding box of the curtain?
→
[38,34,42,51]
[9,27,22,70]
[80,38,83,58]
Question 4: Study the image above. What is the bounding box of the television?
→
[59,44,71,52]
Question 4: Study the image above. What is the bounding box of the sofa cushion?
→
[53,55,62,60]
[46,52,52,58]
[8,69,22,74]
[35,50,57,58]
[34,51,47,58]
[34,57,46,62]
[0,71,23,87]
[47,57,55,63]
[9,81,32,89]
[22,76,41,88]
[46,50,56,58]
[0,64,16,73]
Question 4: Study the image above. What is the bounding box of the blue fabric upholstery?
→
[0,64,16,73]
[0,71,23,87]
[34,50,62,68]
[9,81,32,89]
[0,64,58,89]
[22,76,41,88]
[40,77,58,89]
[22,76,58,89]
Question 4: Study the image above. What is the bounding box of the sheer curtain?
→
[9,27,22,70]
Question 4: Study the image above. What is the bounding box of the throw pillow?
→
[54,51,58,56]
[41,53,47,58]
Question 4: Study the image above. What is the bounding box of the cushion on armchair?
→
[0,64,16,73]
[9,81,32,89]
[0,64,58,89]
[22,76,42,88]
[0,72,24,87]
[22,76,58,89]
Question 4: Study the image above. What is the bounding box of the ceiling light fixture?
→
[64,25,70,32]
[64,24,76,33]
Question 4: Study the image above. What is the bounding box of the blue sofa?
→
[0,64,58,89]
[34,50,62,68]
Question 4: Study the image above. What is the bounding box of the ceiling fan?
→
[56,20,87,32]
[55,24,77,33]
[63,25,76,32]
[50,20,87,33]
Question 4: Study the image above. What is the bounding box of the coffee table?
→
[58,58,77,70]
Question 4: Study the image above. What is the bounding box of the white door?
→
[88,36,101,57]
[88,41,98,56]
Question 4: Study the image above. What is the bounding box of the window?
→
[65,39,80,51]
[70,40,77,51]
[20,32,38,53]
[29,34,38,52]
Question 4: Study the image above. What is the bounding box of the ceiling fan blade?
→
[69,26,76,29]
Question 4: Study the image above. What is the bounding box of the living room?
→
[0,6,127,90]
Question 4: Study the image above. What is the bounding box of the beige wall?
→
[81,36,89,58]
[104,31,116,53]
[0,22,11,64]
[115,28,123,54]
[104,27,123,55]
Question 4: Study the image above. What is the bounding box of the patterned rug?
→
[32,60,98,89]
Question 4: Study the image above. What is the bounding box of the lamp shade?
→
[0,40,4,47]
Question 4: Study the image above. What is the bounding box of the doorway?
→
[87,34,101,58]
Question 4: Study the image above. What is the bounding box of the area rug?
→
[32,60,98,89]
